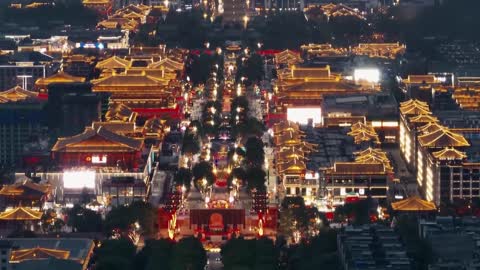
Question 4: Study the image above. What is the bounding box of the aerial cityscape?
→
[0,0,479,269]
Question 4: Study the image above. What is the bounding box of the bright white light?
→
[354,68,380,83]
[63,170,95,189]
[92,155,107,164]
[287,107,322,126]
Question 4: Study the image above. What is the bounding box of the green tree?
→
[174,168,193,190]
[96,239,136,270]
[245,137,265,167]
[246,167,267,192]
[170,236,207,270]
[244,53,265,83]
[66,205,102,232]
[135,239,174,270]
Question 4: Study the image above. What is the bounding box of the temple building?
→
[38,125,156,205]
[62,55,97,79]
[0,86,47,166]
[324,160,390,203]
[4,238,94,270]
[82,0,112,15]
[92,53,183,120]
[398,99,480,205]
[319,3,365,20]
[300,43,349,61]
[0,180,51,208]
[273,121,318,204]
[274,50,303,68]
[452,87,480,111]
[97,4,152,32]
[351,43,406,59]
[401,74,443,103]
[272,64,377,126]
[34,71,86,93]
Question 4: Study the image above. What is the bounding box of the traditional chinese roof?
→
[391,196,436,211]
[400,99,429,108]
[52,126,143,153]
[354,147,387,158]
[0,86,38,103]
[409,114,439,124]
[83,0,110,4]
[95,56,130,70]
[272,121,300,134]
[274,131,305,146]
[0,207,42,220]
[290,65,332,79]
[0,180,50,197]
[35,71,85,89]
[278,158,306,173]
[91,73,170,92]
[404,75,439,85]
[148,57,184,71]
[274,50,302,66]
[348,122,380,144]
[418,122,446,134]
[432,147,467,160]
[143,117,165,135]
[452,87,480,111]
[399,101,431,115]
[10,247,70,262]
[105,103,137,122]
[331,162,386,174]
[349,130,381,145]
[418,127,470,148]
[300,43,348,58]
[277,147,305,161]
[352,42,405,59]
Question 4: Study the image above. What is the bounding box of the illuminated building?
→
[0,180,51,208]
[351,43,406,59]
[34,71,86,93]
[0,86,47,166]
[82,0,113,15]
[274,50,302,68]
[272,65,377,126]
[398,99,480,205]
[391,196,437,212]
[347,121,381,146]
[43,124,156,205]
[322,93,399,143]
[401,74,442,102]
[325,146,393,203]
[452,87,480,111]
[273,121,318,203]
[319,3,365,20]
[97,4,152,32]
[325,161,390,203]
[300,43,348,61]
[51,126,144,169]
[4,238,94,270]
[92,54,183,120]
[62,55,96,79]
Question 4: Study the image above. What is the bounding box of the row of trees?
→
[96,237,207,270]
[65,201,157,238]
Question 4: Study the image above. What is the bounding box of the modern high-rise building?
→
[0,86,47,167]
